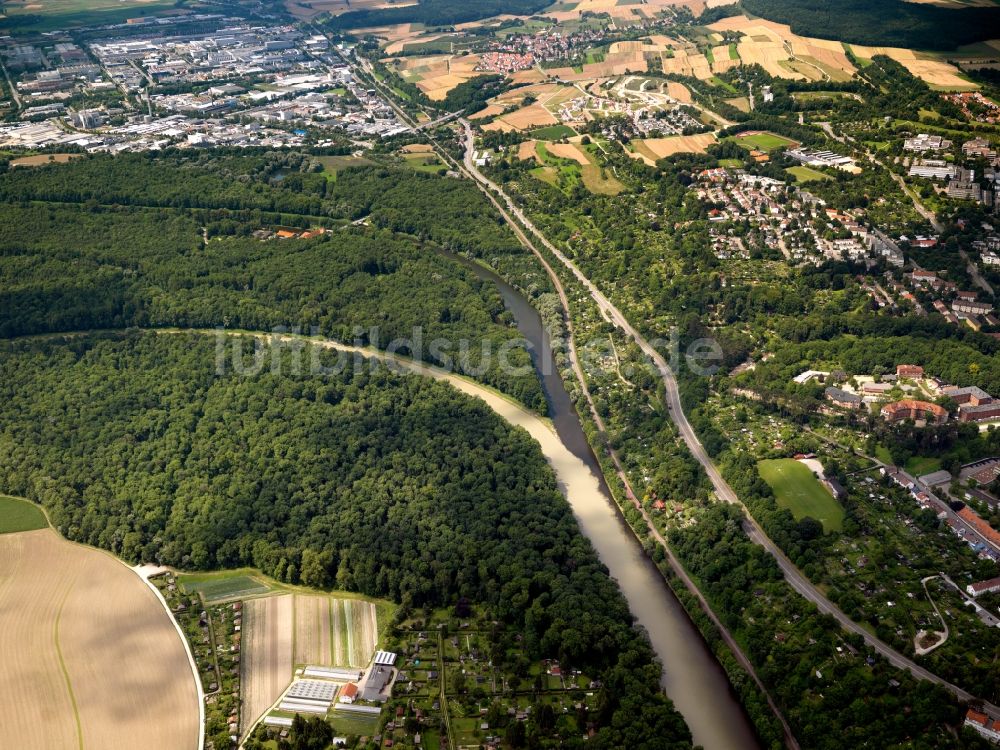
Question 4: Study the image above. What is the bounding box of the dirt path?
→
[914,576,949,656]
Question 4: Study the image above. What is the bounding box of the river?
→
[446,253,762,750]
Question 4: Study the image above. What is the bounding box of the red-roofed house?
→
[967,575,1000,598]
[339,683,358,704]
[965,708,1000,742]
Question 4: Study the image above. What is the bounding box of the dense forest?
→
[742,0,1000,50]
[0,158,548,409]
[326,0,550,32]
[0,332,690,749]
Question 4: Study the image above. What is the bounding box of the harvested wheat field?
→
[392,53,484,100]
[660,48,713,80]
[710,16,858,81]
[294,595,334,666]
[629,133,717,164]
[666,81,693,103]
[0,528,199,750]
[10,153,82,167]
[241,594,293,735]
[546,142,591,164]
[850,44,976,89]
[483,103,559,132]
[711,45,739,73]
[469,102,507,120]
[518,139,541,162]
[286,0,415,18]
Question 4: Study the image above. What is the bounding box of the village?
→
[692,166,906,267]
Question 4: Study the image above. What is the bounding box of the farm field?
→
[242,591,382,735]
[179,570,273,603]
[9,153,82,168]
[483,103,559,132]
[0,0,179,31]
[294,595,379,668]
[390,53,483,100]
[710,13,977,89]
[525,141,624,194]
[627,133,717,164]
[758,459,845,532]
[0,527,199,749]
[241,594,294,737]
[286,0,416,19]
[0,495,48,533]
[731,131,796,152]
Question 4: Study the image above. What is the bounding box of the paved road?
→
[1,59,21,109]
[459,118,1000,719]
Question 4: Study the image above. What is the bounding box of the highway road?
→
[458,118,1000,719]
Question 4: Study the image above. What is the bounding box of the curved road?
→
[458,120,1000,719]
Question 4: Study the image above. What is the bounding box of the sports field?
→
[0,527,199,748]
[786,165,832,183]
[732,131,796,152]
[0,495,48,534]
[758,459,844,532]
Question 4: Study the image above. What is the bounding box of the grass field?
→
[0,495,48,534]
[732,131,796,152]
[316,154,373,181]
[758,459,845,532]
[535,141,624,195]
[330,710,380,736]
[529,124,577,140]
[875,444,894,465]
[179,570,273,603]
[400,151,445,173]
[786,165,832,183]
[905,456,943,477]
[0,528,199,748]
